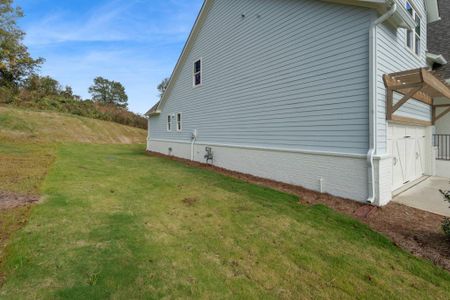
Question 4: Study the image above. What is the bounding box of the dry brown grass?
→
[0,106,146,145]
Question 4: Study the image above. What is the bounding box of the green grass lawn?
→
[0,106,148,292]
[0,144,449,299]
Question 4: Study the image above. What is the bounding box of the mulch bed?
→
[0,192,40,210]
[147,151,450,272]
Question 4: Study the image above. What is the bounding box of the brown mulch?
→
[0,191,40,210]
[147,151,450,272]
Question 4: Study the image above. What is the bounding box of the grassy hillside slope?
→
[0,106,147,195]
[0,106,146,144]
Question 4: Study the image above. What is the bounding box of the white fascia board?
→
[325,0,439,24]
[323,0,414,29]
[148,111,161,118]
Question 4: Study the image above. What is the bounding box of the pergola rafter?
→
[383,68,450,125]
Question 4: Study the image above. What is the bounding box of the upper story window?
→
[193,59,202,87]
[405,1,421,55]
[176,113,182,131]
[167,115,172,131]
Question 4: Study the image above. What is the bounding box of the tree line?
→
[0,0,146,129]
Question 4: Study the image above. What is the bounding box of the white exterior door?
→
[389,124,427,191]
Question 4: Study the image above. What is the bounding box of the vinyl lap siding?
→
[393,92,431,121]
[376,0,429,153]
[151,0,372,154]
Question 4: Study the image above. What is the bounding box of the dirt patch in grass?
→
[182,197,198,206]
[147,151,450,272]
[0,191,40,210]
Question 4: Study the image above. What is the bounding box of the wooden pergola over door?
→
[383,68,450,126]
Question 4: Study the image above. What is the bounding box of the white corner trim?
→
[149,138,367,159]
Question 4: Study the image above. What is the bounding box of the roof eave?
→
[427,53,448,66]
[145,111,161,118]
[154,0,211,113]
[324,0,440,24]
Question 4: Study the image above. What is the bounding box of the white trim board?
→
[148,138,367,159]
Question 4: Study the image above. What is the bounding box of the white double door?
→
[389,125,427,191]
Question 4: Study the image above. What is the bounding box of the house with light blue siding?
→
[146,0,450,206]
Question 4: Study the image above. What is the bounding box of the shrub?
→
[440,190,450,239]
[4,87,147,129]
[443,218,450,237]
[0,87,15,104]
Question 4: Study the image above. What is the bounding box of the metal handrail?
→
[434,134,450,161]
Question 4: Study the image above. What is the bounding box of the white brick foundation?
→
[148,139,370,202]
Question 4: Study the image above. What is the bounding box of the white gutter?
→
[367,3,397,204]
[426,53,448,66]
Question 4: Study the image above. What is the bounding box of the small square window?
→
[193,59,202,87]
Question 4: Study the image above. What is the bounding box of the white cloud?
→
[23,0,195,45]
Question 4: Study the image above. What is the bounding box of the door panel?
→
[390,124,427,191]
[392,126,406,190]
[405,126,416,183]
[415,128,426,178]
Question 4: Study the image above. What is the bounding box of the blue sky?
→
[15,0,204,114]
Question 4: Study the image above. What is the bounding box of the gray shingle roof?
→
[428,0,450,80]
[145,101,160,116]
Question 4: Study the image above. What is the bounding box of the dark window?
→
[194,60,201,73]
[406,2,413,15]
[176,113,182,131]
[193,59,202,86]
[405,2,421,55]
[167,115,172,131]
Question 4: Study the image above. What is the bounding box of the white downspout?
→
[367,3,397,204]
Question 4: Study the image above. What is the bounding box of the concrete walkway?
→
[394,177,450,217]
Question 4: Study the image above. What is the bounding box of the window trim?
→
[167,114,172,132]
[405,1,422,56]
[193,58,202,87]
[176,113,182,132]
